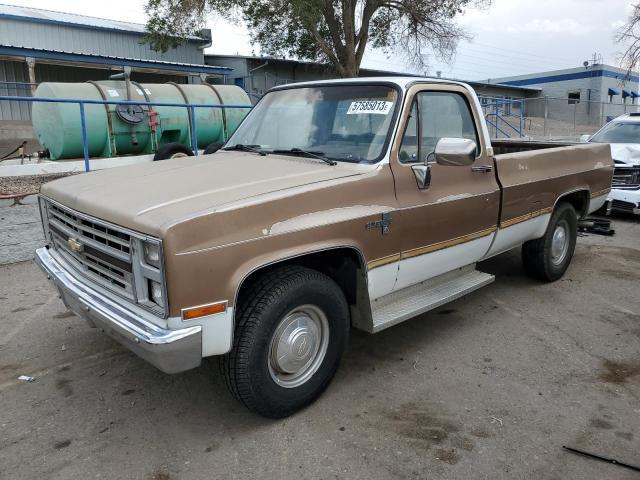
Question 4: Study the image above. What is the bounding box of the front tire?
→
[219,266,349,418]
[522,202,577,281]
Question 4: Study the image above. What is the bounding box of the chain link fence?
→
[482,96,640,141]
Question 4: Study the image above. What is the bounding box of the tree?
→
[145,0,490,78]
[617,3,640,76]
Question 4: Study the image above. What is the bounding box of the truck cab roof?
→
[269,75,474,92]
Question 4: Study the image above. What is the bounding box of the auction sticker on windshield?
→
[347,100,393,115]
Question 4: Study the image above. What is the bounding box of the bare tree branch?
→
[616,3,640,81]
[145,0,491,77]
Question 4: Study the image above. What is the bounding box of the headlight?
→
[149,280,163,306]
[143,241,161,267]
[133,238,167,315]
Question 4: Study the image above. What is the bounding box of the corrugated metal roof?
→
[0,3,204,40]
[0,44,231,74]
[0,3,146,33]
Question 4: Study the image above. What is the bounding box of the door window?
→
[399,102,418,163]
[419,92,479,162]
[399,91,479,164]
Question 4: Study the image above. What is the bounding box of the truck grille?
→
[43,200,135,300]
[612,165,640,190]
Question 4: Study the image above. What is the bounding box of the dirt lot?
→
[0,215,639,480]
[0,195,44,265]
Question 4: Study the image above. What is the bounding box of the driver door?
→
[391,84,501,291]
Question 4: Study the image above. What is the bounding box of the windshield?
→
[225,84,400,163]
[590,121,640,143]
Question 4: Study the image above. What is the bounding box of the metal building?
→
[205,54,539,103]
[204,54,540,138]
[491,63,640,132]
[0,4,231,122]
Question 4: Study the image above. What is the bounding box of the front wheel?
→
[219,266,349,418]
[522,202,577,282]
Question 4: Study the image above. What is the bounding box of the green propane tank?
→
[32,81,251,160]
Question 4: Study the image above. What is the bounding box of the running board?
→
[370,265,495,333]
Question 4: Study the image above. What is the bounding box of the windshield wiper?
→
[273,148,337,166]
[223,143,268,156]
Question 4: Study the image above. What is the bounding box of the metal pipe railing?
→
[479,96,525,138]
[0,94,253,172]
[0,81,37,88]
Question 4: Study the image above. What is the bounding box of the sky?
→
[2,0,635,81]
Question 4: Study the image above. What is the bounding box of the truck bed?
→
[493,142,613,227]
[491,139,574,155]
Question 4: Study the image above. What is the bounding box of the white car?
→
[584,114,640,214]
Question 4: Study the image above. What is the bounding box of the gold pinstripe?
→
[367,227,496,270]
[499,206,553,229]
[400,227,497,260]
[591,188,610,199]
[367,199,592,270]
[368,187,610,270]
[367,253,402,270]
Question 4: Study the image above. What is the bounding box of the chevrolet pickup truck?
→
[35,77,613,418]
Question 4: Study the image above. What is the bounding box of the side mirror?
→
[434,138,476,167]
[579,134,591,143]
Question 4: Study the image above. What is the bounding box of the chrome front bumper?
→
[35,247,202,374]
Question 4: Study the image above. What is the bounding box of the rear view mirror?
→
[579,134,591,143]
[434,138,476,167]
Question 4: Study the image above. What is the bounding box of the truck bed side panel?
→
[494,143,613,226]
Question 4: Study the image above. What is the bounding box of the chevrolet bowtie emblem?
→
[67,237,84,253]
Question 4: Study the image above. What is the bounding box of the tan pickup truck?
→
[36,77,613,418]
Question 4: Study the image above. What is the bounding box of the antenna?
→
[590,52,603,66]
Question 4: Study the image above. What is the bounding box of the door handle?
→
[412,163,432,189]
[471,165,493,173]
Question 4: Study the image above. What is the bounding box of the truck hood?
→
[609,143,640,166]
[40,151,369,236]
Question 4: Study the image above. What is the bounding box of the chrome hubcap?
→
[551,220,569,265]
[170,152,188,158]
[268,305,329,388]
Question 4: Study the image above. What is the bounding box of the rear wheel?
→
[219,266,349,418]
[153,142,194,160]
[522,202,577,281]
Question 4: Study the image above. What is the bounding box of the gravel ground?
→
[0,173,78,195]
[0,195,44,265]
[0,214,638,480]
[0,174,80,265]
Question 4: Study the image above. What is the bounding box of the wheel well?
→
[556,190,589,218]
[236,247,366,308]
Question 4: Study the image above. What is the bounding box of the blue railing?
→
[479,96,524,138]
[0,81,36,89]
[0,95,253,172]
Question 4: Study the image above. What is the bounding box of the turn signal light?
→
[182,301,227,321]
